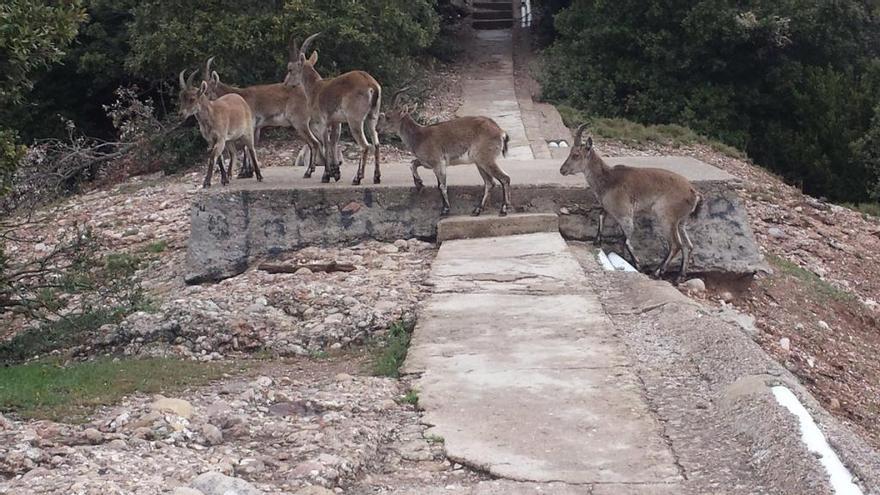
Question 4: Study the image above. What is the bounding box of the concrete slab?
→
[391,481,681,495]
[436,213,558,242]
[404,233,682,485]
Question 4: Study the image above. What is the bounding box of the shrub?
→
[541,0,880,202]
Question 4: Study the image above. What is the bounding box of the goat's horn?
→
[205,57,215,79]
[186,68,198,87]
[288,34,299,61]
[179,69,188,89]
[573,123,589,146]
[300,32,321,55]
[391,86,411,107]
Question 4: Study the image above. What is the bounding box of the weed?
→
[425,434,445,444]
[556,105,745,159]
[402,389,419,406]
[145,240,168,254]
[767,254,856,302]
[0,358,234,422]
[372,319,416,378]
[310,350,330,360]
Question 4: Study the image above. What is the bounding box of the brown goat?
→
[559,125,701,279]
[379,93,512,216]
[178,70,262,188]
[204,56,326,178]
[284,33,382,185]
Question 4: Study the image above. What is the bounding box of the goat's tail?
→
[501,133,510,158]
[690,191,703,218]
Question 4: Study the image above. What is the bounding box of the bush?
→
[541,1,880,202]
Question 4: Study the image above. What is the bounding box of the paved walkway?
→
[403,233,682,492]
[457,30,535,160]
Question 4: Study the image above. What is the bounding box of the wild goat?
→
[379,91,512,216]
[559,124,701,279]
[178,70,262,188]
[284,33,382,185]
[203,56,327,178]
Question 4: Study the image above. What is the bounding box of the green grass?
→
[556,104,745,159]
[402,389,419,406]
[0,357,235,422]
[767,254,856,302]
[372,319,415,378]
[839,202,880,219]
[145,240,168,254]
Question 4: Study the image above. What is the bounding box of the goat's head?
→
[377,86,413,134]
[178,69,206,118]
[284,33,320,87]
[560,123,595,176]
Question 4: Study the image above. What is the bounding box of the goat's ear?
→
[211,71,220,83]
[199,81,208,95]
[586,136,593,149]
[308,51,318,65]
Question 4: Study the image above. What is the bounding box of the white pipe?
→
[771,386,864,495]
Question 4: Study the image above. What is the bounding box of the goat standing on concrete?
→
[204,56,333,178]
[179,70,263,188]
[379,91,512,216]
[559,125,701,279]
[284,33,382,185]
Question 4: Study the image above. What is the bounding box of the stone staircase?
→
[473,0,514,30]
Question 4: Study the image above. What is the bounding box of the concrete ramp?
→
[403,233,682,489]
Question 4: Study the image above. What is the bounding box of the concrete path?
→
[404,232,683,491]
[458,30,535,160]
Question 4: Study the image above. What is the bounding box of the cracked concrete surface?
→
[404,233,683,490]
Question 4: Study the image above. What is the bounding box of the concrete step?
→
[437,213,559,242]
[473,19,515,30]
[474,1,511,10]
[474,10,513,20]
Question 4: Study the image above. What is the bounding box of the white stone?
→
[779,337,791,351]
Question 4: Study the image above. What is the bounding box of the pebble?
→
[779,337,791,351]
[680,278,706,293]
[817,320,831,331]
[151,397,194,419]
[768,227,786,239]
[82,428,104,444]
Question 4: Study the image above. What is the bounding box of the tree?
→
[0,0,86,193]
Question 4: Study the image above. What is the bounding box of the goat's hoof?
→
[321,176,331,184]
[374,177,381,184]
[414,182,424,191]
[499,206,509,217]
[352,178,362,186]
[256,175,263,183]
[440,208,450,217]
[471,208,482,217]
[303,172,312,179]
[202,182,211,189]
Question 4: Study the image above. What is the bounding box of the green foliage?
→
[541,0,880,202]
[0,129,25,195]
[0,1,87,106]
[372,319,415,378]
[0,358,232,422]
[145,241,168,254]
[127,0,439,88]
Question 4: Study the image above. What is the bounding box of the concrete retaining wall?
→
[185,160,764,283]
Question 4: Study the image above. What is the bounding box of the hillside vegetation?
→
[539,0,880,203]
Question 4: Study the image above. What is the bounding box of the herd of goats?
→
[177,33,702,279]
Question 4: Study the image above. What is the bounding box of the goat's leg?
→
[366,113,381,183]
[328,123,342,181]
[203,142,223,188]
[484,162,512,216]
[596,210,606,246]
[432,162,451,216]
[411,159,425,191]
[678,222,695,281]
[348,117,371,186]
[617,216,642,271]
[236,131,255,178]
[654,222,682,278]
[295,121,321,179]
[473,167,495,216]
[243,135,263,183]
[225,142,240,178]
